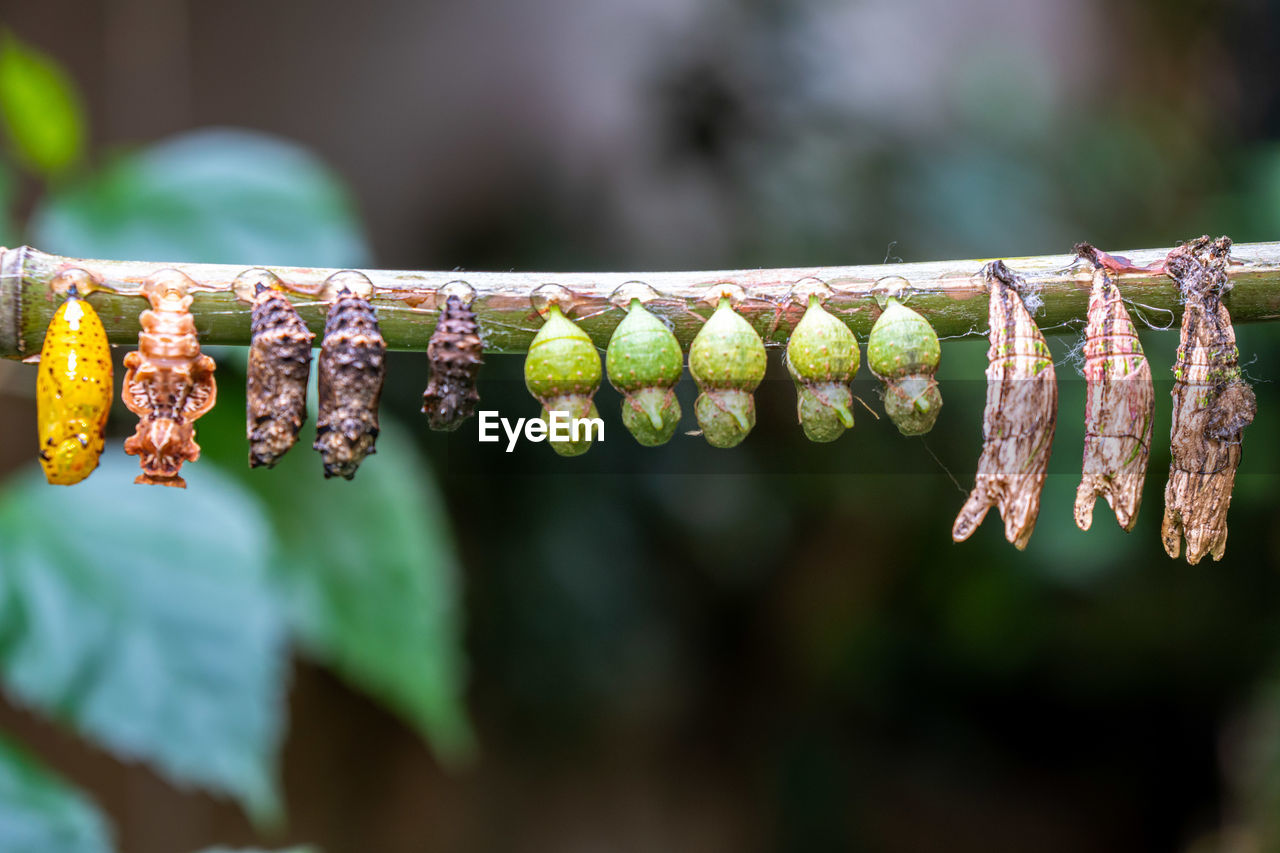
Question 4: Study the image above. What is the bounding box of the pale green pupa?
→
[605,298,684,446]
[786,294,859,442]
[866,297,942,436]
[688,296,767,448]
[524,304,603,456]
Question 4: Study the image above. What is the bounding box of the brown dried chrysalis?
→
[1161,236,1255,564]
[421,294,483,430]
[122,270,218,488]
[314,282,386,479]
[952,260,1058,550]
[1072,243,1155,532]
[247,283,314,468]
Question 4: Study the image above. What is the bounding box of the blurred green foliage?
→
[30,129,371,268]
[0,29,83,178]
[0,158,15,246]
[0,455,287,824]
[0,733,110,853]
[198,392,475,767]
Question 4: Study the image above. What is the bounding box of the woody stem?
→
[4,241,1280,358]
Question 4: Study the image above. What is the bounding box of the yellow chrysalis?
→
[36,286,113,485]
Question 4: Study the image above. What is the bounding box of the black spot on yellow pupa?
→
[314,287,386,479]
[421,294,483,431]
[247,286,314,468]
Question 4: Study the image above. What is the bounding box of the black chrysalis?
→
[247,286,314,468]
[314,287,386,479]
[421,294,483,431]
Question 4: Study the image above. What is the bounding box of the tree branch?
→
[4,241,1280,359]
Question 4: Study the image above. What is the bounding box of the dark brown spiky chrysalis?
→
[1073,244,1154,532]
[121,270,218,488]
[247,285,314,468]
[314,288,386,479]
[952,261,1058,550]
[421,294,483,430]
[1161,236,1255,564]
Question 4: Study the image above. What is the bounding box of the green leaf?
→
[0,451,289,824]
[0,731,112,853]
[198,391,475,765]
[29,128,371,267]
[0,30,84,177]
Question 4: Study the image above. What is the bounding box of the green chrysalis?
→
[867,297,942,436]
[786,294,859,442]
[524,304,603,456]
[605,298,683,446]
[688,296,767,448]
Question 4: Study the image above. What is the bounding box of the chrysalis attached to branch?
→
[688,295,767,448]
[245,272,314,468]
[121,269,218,488]
[1072,244,1154,532]
[867,296,942,436]
[1161,236,1255,564]
[421,293,483,431]
[953,261,1058,550]
[314,275,386,479]
[605,298,683,446]
[524,302,602,457]
[36,270,113,485]
[785,294,858,443]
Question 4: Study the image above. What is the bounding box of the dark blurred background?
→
[3,1,1280,852]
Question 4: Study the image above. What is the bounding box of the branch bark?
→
[4,242,1280,358]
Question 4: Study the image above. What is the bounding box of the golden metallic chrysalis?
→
[35,270,113,485]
